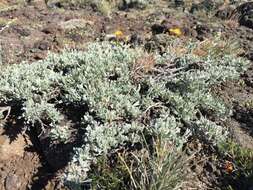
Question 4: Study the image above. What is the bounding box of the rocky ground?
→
[0,0,253,189]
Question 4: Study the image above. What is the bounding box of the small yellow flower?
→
[114,30,124,38]
[168,28,182,37]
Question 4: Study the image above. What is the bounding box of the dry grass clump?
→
[192,37,244,58]
[131,53,156,82]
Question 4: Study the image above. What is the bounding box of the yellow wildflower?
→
[168,28,182,37]
[114,30,124,38]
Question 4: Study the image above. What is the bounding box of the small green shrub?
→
[219,140,253,189]
[0,39,249,189]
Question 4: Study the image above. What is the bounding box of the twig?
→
[118,152,139,189]
[143,102,165,115]
[0,18,16,33]
[0,106,11,121]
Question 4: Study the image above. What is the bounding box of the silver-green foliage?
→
[65,118,144,183]
[0,40,249,188]
[63,41,249,186]
[0,42,140,126]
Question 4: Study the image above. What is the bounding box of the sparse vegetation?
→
[0,0,253,189]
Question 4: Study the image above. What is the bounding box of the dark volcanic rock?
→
[195,24,211,41]
[34,40,51,50]
[151,19,182,35]
[234,2,253,29]
[240,11,253,29]
[215,6,235,20]
[42,24,62,34]
[247,51,253,61]
[151,23,167,35]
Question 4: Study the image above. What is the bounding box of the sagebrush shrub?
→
[0,40,249,189]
